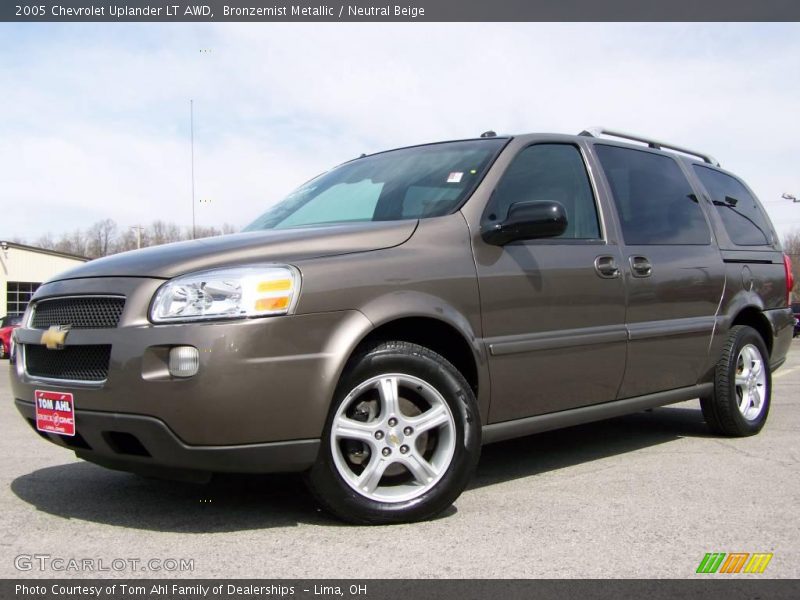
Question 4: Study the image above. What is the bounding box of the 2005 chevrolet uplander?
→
[10,128,794,524]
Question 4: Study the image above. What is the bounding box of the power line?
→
[190,99,196,240]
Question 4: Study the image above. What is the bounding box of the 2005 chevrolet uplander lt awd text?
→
[9,128,794,524]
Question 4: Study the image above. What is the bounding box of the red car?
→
[0,315,22,360]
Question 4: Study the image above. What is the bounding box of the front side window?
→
[244,139,506,230]
[595,144,710,245]
[485,144,601,240]
[693,165,771,246]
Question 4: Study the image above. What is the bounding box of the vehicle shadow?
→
[471,404,711,490]
[10,464,325,532]
[10,405,710,532]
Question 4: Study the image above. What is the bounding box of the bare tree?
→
[54,229,87,257]
[26,219,239,258]
[149,220,182,246]
[34,233,56,250]
[113,229,139,254]
[86,219,118,258]
[193,225,224,239]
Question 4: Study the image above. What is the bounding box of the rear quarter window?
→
[692,165,772,246]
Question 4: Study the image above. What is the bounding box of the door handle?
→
[629,256,653,278]
[594,255,621,279]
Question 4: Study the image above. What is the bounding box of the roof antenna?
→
[480,130,497,138]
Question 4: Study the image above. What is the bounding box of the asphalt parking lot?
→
[1,346,799,580]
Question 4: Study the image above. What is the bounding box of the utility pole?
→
[130,225,144,249]
[190,99,196,239]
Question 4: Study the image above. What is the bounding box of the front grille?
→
[25,344,112,382]
[31,296,125,329]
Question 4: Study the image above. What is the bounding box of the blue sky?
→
[1,23,799,241]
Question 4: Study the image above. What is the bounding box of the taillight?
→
[784,253,794,306]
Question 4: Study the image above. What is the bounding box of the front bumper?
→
[11,277,373,449]
[15,399,320,478]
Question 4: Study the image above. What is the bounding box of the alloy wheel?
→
[330,373,456,503]
[734,343,768,421]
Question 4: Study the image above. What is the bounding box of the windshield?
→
[244,139,506,230]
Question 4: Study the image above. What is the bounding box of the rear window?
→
[595,145,710,245]
[692,165,772,246]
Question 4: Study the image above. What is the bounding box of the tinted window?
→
[595,145,710,245]
[487,144,600,239]
[5,281,40,317]
[245,139,506,230]
[693,165,771,246]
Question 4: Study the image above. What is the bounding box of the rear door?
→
[591,144,725,398]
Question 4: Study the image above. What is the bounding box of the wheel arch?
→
[730,306,774,356]
[350,316,480,393]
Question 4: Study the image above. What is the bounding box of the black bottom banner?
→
[4,579,799,600]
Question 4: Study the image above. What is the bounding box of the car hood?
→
[51,220,419,281]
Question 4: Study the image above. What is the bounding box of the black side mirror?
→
[482,201,568,246]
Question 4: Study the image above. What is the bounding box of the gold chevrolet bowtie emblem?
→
[40,325,70,350]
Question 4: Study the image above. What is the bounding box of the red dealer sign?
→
[34,390,75,436]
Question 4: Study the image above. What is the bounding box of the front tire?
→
[701,325,771,437]
[0,342,6,360]
[307,341,481,525]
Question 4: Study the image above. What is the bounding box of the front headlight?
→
[150,265,301,323]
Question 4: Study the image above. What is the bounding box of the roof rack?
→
[578,126,720,167]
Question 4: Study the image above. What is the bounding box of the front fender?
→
[319,291,491,425]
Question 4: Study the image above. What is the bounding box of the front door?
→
[472,142,628,424]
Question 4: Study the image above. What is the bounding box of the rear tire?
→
[0,342,6,360]
[701,325,771,437]
[307,341,481,525]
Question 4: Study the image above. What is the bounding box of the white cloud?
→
[1,23,799,241]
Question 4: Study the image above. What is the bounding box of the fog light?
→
[169,346,199,378]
